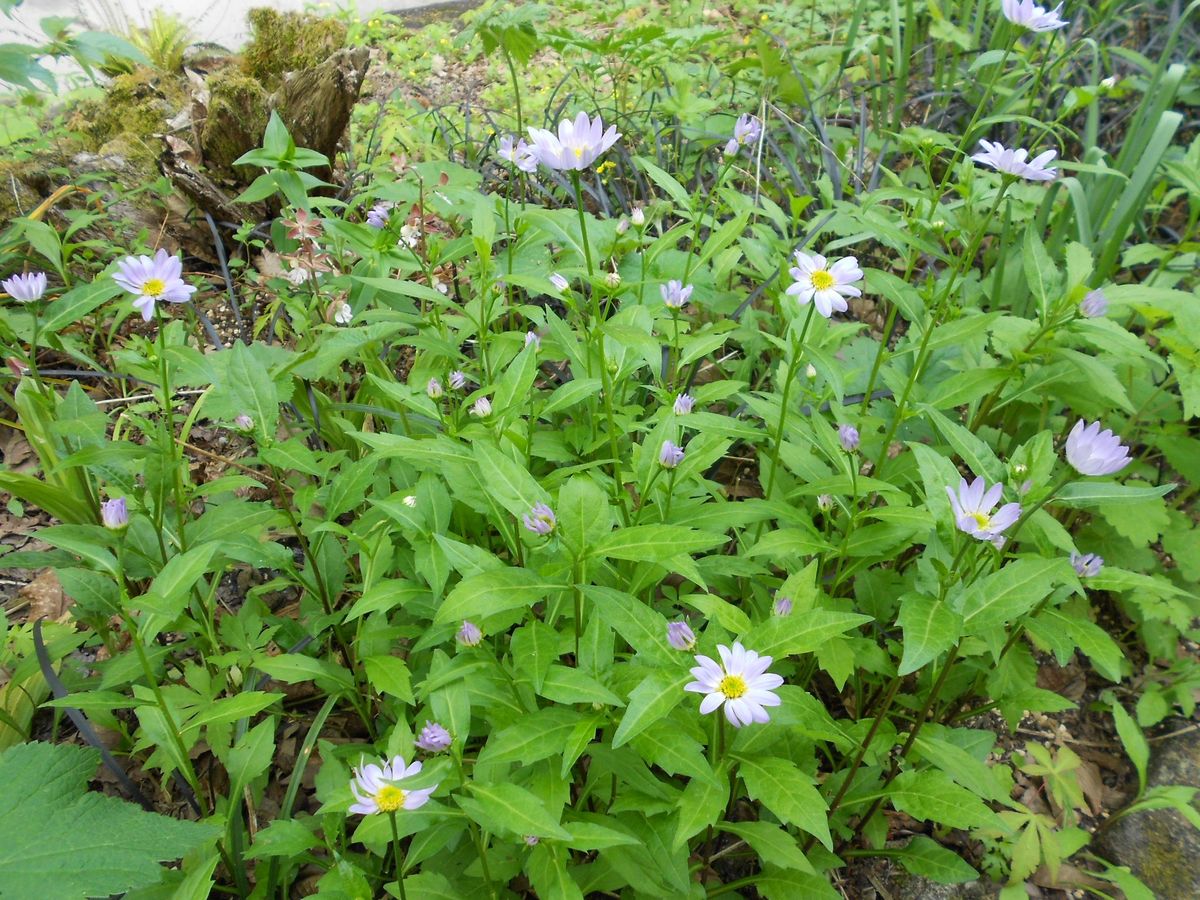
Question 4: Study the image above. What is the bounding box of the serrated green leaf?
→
[589,525,726,562]
[364,655,415,703]
[959,558,1071,633]
[612,671,689,748]
[889,769,1001,830]
[459,782,570,840]
[742,610,871,659]
[478,708,582,767]
[673,767,727,849]
[897,593,961,676]
[738,756,831,849]
[894,835,979,883]
[720,820,814,872]
[433,568,562,625]
[0,742,218,897]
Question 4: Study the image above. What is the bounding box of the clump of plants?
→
[0,1,1197,898]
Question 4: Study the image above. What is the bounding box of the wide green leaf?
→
[888,769,1001,830]
[433,568,562,625]
[742,611,871,659]
[589,525,726,562]
[958,558,1072,633]
[458,782,571,840]
[737,756,831,849]
[0,742,218,897]
[897,593,961,675]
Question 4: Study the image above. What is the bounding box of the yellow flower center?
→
[718,674,747,699]
[143,278,166,297]
[970,511,991,530]
[573,147,584,159]
[375,785,405,813]
[810,270,835,291]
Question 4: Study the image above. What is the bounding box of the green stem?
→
[874,182,1011,478]
[502,47,523,136]
[804,673,901,854]
[763,304,817,503]
[154,310,189,553]
[682,157,735,286]
[934,38,1016,198]
[388,812,408,900]
[570,170,628,523]
[116,545,208,816]
[28,301,46,394]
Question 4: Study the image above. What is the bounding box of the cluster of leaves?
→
[0,0,1198,897]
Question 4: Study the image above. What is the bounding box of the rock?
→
[1095,721,1200,899]
[852,857,1000,900]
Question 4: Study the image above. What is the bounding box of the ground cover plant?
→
[1,0,1199,896]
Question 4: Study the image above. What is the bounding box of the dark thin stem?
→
[388,813,408,900]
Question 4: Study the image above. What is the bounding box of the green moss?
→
[67,67,185,167]
[0,157,45,221]
[242,8,347,90]
[201,69,271,174]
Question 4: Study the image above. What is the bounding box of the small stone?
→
[1095,721,1200,899]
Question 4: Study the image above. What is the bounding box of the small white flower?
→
[524,330,541,351]
[616,217,630,235]
[1001,0,1069,32]
[349,756,436,816]
[399,224,421,248]
[334,302,353,325]
[605,271,621,289]
[805,363,818,380]
[526,111,621,171]
[1079,289,1108,318]
[971,140,1058,181]
[403,495,417,508]
[673,393,695,415]
[432,277,449,295]
[2,271,47,303]
[287,267,308,287]
[947,477,1021,542]
[786,251,863,318]
[470,396,492,417]
[660,280,693,309]
[684,642,783,727]
[630,206,645,227]
[549,272,569,292]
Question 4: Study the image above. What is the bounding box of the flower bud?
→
[234,414,254,431]
[667,621,696,651]
[427,377,443,399]
[630,206,645,227]
[415,720,452,752]
[101,498,128,530]
[659,440,684,469]
[837,424,860,452]
[457,620,482,646]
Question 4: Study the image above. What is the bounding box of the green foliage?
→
[0,742,218,896]
[1,0,1198,897]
